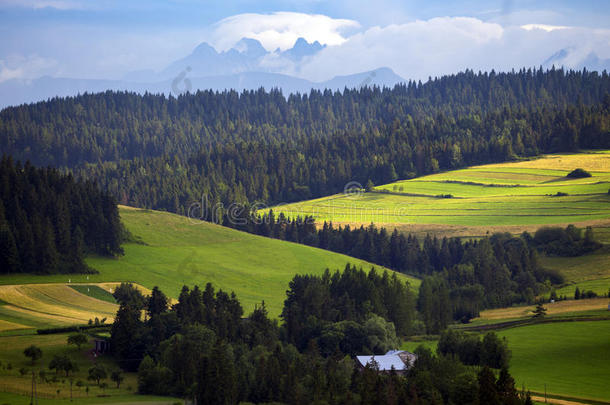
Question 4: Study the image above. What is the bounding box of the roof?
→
[355,350,417,371]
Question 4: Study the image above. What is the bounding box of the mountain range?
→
[1,37,608,110]
[0,38,403,109]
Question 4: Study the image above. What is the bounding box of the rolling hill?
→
[0,206,418,321]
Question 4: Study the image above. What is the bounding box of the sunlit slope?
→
[0,207,417,319]
[0,284,119,331]
[269,151,610,227]
[78,207,416,317]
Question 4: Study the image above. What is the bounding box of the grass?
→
[0,332,182,404]
[266,151,610,230]
[497,320,610,402]
[0,284,119,332]
[0,392,182,405]
[69,286,117,304]
[402,320,610,402]
[538,245,610,297]
[475,298,610,321]
[0,207,417,319]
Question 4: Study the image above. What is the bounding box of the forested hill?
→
[1,68,609,215]
[0,156,123,274]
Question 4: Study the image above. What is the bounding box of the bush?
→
[566,168,592,178]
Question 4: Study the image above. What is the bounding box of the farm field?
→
[0,283,160,333]
[267,151,610,233]
[0,206,417,319]
[475,297,610,321]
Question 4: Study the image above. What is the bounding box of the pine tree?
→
[532,302,547,318]
[0,223,20,273]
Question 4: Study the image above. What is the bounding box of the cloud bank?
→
[294,17,610,81]
[210,12,360,52]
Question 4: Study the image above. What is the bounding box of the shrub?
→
[566,168,592,178]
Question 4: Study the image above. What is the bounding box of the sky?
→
[1,0,609,82]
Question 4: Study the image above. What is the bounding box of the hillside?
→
[1,71,608,222]
[0,206,417,319]
[269,151,610,236]
[403,320,610,403]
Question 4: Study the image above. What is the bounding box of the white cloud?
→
[521,24,570,32]
[297,17,504,81]
[295,17,610,82]
[0,54,58,82]
[210,11,360,51]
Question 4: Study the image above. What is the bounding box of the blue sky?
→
[1,0,609,81]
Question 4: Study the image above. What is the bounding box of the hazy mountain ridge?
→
[0,68,405,109]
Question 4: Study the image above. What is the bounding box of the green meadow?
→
[268,151,610,228]
[0,332,182,404]
[402,320,610,403]
[498,320,610,402]
[0,207,417,319]
[540,245,610,297]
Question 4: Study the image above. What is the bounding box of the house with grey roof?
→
[355,350,417,374]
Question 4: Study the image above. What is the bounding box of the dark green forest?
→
[1,69,609,216]
[237,214,600,328]
[110,278,524,405]
[0,156,123,274]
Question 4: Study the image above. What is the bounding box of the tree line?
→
[110,278,527,405]
[237,213,603,331]
[0,156,124,274]
[0,69,608,217]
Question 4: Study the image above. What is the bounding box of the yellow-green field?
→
[475,297,609,322]
[0,207,417,320]
[268,151,610,232]
[0,283,160,333]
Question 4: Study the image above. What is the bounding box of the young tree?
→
[67,333,88,349]
[88,363,108,386]
[49,354,78,376]
[532,302,547,318]
[23,345,42,365]
[111,370,124,388]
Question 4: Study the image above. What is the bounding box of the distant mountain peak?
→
[192,42,217,57]
[281,37,325,61]
[233,38,267,58]
[542,47,610,72]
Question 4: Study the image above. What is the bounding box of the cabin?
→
[355,349,417,374]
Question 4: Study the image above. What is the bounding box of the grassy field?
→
[267,151,610,234]
[0,207,417,319]
[0,284,119,332]
[0,332,182,404]
[403,320,610,403]
[475,298,610,321]
[498,320,610,402]
[0,283,162,333]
